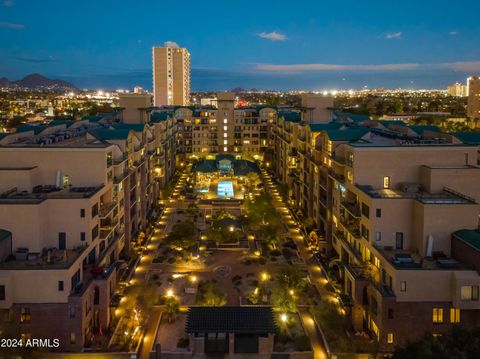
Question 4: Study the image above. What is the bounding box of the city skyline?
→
[1,0,480,90]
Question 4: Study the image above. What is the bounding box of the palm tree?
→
[164,297,180,323]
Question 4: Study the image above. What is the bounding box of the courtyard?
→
[110,163,374,359]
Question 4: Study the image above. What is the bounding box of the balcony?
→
[341,200,360,218]
[99,202,116,218]
[339,216,360,238]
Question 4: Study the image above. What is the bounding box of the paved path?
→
[261,169,334,359]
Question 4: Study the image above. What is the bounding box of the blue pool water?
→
[217,181,234,198]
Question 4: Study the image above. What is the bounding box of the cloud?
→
[257,31,287,41]
[0,21,24,29]
[254,61,480,74]
[16,56,56,63]
[3,0,14,7]
[385,32,402,39]
[449,31,459,36]
[255,63,419,73]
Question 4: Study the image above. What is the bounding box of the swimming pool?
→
[217,181,234,198]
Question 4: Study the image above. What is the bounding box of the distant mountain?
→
[231,87,245,93]
[0,73,76,90]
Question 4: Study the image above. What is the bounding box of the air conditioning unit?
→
[399,183,420,193]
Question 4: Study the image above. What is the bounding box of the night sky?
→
[1,0,480,90]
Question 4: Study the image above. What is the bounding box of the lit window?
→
[383,176,390,189]
[461,286,479,301]
[223,146,227,152]
[224,140,228,145]
[373,256,380,268]
[400,281,407,292]
[433,308,444,323]
[223,126,227,131]
[224,133,227,138]
[387,333,394,344]
[224,119,228,124]
[450,308,460,323]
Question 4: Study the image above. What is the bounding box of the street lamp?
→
[280,313,288,323]
[166,289,174,297]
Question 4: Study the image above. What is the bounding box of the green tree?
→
[165,221,196,249]
[392,326,480,359]
[163,297,180,323]
[197,281,227,306]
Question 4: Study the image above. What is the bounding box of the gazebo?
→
[186,306,277,356]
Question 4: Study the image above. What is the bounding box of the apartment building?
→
[151,92,276,160]
[0,110,177,350]
[271,113,480,349]
[152,43,190,106]
[467,76,480,120]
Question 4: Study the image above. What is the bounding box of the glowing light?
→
[281,313,288,323]
[229,226,234,232]
[254,287,259,295]
[289,289,295,296]
[166,289,174,297]
[261,272,269,281]
[190,275,197,283]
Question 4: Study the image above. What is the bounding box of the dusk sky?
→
[1,0,480,90]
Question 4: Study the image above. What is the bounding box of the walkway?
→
[261,168,334,359]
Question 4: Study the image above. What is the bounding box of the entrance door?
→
[234,333,259,353]
[205,333,229,353]
[58,232,66,249]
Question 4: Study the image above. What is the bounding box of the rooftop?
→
[89,128,132,141]
[453,229,480,251]
[357,186,476,204]
[0,185,103,204]
[185,306,277,334]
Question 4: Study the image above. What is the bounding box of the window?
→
[383,176,391,189]
[361,224,369,240]
[375,231,382,242]
[387,333,394,344]
[69,305,76,319]
[400,281,407,292]
[91,203,98,218]
[376,208,382,218]
[91,225,99,240]
[433,308,444,323]
[80,209,85,218]
[70,332,76,344]
[450,308,460,323]
[20,307,31,323]
[361,203,370,218]
[395,232,404,250]
[58,281,64,292]
[80,232,86,241]
[388,308,394,319]
[461,286,479,301]
[0,285,5,300]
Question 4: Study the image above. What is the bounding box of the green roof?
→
[379,120,406,127]
[453,229,480,251]
[16,124,46,135]
[48,119,74,127]
[279,112,301,122]
[409,125,441,135]
[325,128,370,142]
[89,128,132,141]
[452,132,480,145]
[335,111,370,123]
[216,154,235,162]
[192,160,217,173]
[186,306,277,334]
[308,122,342,132]
[82,115,104,122]
[150,112,171,122]
[233,159,260,176]
[112,123,146,132]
